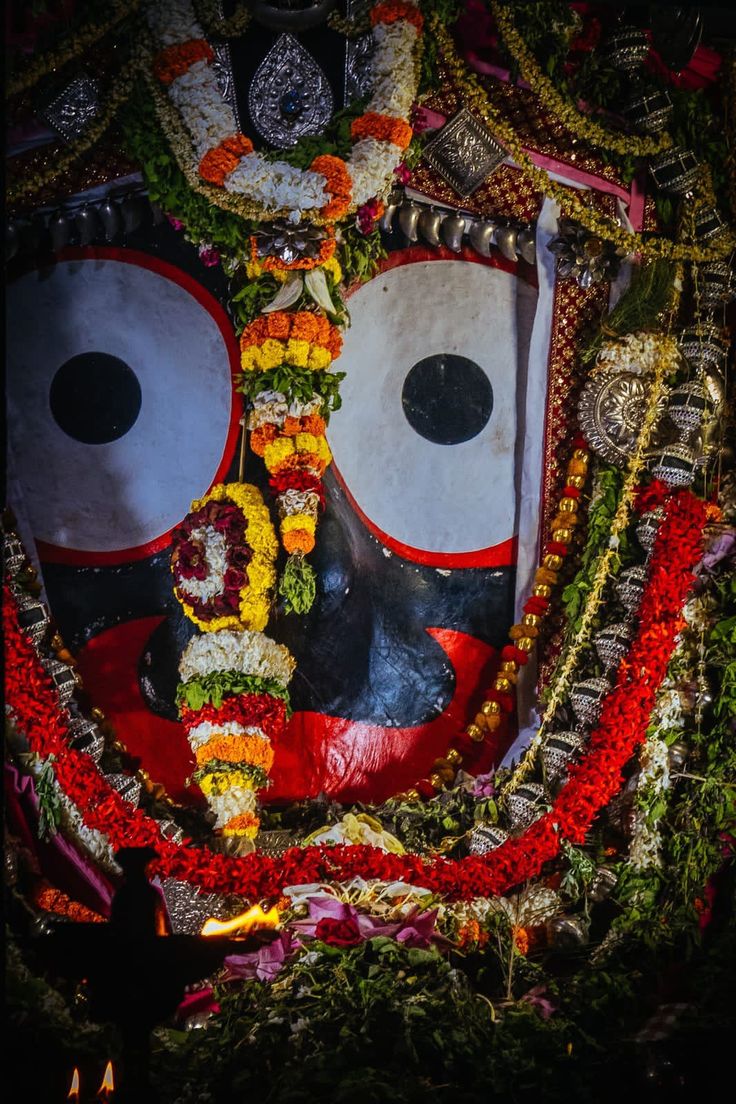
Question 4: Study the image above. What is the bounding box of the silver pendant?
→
[505,782,546,832]
[417,207,444,247]
[593,622,633,672]
[106,772,143,806]
[248,33,334,149]
[468,219,495,257]
[422,105,507,199]
[345,0,375,105]
[615,565,648,614]
[440,212,466,252]
[541,731,586,786]
[467,823,508,855]
[75,204,101,246]
[570,676,611,729]
[635,506,664,557]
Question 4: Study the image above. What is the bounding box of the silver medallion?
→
[421,105,508,199]
[40,73,100,142]
[248,33,334,149]
[578,369,665,467]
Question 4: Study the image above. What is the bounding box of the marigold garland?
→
[3,489,706,899]
[351,112,414,150]
[152,39,214,85]
[199,134,255,186]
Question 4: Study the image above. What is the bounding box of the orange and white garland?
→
[146,0,423,219]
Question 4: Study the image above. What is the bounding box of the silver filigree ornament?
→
[467,823,509,855]
[12,586,50,647]
[248,33,334,149]
[3,533,26,576]
[578,369,665,468]
[667,377,711,437]
[66,715,105,763]
[541,731,586,787]
[505,782,546,832]
[570,677,611,729]
[253,219,326,263]
[615,565,648,614]
[105,772,143,807]
[421,106,508,199]
[40,73,100,142]
[636,506,664,556]
[160,877,229,935]
[548,218,621,288]
[646,441,699,487]
[594,622,633,672]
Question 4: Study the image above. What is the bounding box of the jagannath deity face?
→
[5,5,545,808]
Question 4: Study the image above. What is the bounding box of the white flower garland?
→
[246,391,323,429]
[176,526,229,603]
[179,628,296,686]
[145,0,422,218]
[208,784,259,827]
[186,719,269,750]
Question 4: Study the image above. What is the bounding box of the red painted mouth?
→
[76,618,513,804]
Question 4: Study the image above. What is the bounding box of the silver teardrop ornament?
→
[99,198,122,241]
[75,204,100,246]
[398,201,421,242]
[516,226,536,264]
[121,193,146,234]
[417,206,444,247]
[495,224,518,262]
[379,189,402,233]
[441,213,466,252]
[248,33,333,149]
[468,219,495,257]
[49,209,71,252]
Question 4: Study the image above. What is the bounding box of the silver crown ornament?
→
[541,731,587,786]
[570,676,611,728]
[615,565,648,614]
[505,782,546,832]
[594,622,633,671]
[467,823,509,855]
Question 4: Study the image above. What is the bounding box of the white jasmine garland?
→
[146,0,422,217]
[277,490,321,518]
[186,719,269,750]
[247,391,322,429]
[629,734,670,871]
[179,628,295,686]
[208,784,258,827]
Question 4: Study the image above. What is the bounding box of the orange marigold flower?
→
[289,312,320,342]
[351,112,414,150]
[195,734,275,771]
[282,416,301,436]
[199,133,254,185]
[302,413,326,437]
[311,154,352,220]
[272,453,328,478]
[283,529,316,555]
[249,424,279,455]
[265,311,292,341]
[252,235,337,272]
[370,1,424,32]
[34,884,105,923]
[239,316,270,350]
[512,925,529,955]
[153,40,214,85]
[222,811,260,837]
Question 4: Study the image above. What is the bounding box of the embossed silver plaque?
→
[578,371,666,467]
[421,105,508,199]
[40,74,100,142]
[344,0,374,105]
[248,32,334,148]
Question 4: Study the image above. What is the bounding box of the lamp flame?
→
[200,904,280,937]
[97,1060,115,1095]
[67,1068,80,1100]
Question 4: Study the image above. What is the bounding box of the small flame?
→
[67,1068,80,1100]
[200,903,280,937]
[97,1060,115,1095]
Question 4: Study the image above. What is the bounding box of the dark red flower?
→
[314,916,363,946]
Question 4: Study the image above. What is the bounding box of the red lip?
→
[76,618,513,804]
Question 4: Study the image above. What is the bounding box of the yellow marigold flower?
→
[199,768,259,797]
[263,437,296,469]
[281,513,317,535]
[245,260,264,279]
[246,558,277,593]
[322,255,342,284]
[285,338,310,368]
[254,338,286,371]
[240,347,258,372]
[307,345,332,371]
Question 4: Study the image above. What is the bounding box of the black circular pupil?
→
[49,352,142,444]
[401,354,493,445]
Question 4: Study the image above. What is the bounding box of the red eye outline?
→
[9,245,242,566]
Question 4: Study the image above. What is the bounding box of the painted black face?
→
[6,222,538,801]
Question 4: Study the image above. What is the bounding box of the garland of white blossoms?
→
[145,0,423,221]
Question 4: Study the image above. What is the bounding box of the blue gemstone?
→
[279,89,303,119]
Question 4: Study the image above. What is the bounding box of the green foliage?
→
[228,273,282,332]
[264,101,366,170]
[36,756,61,840]
[279,553,317,615]
[238,364,346,417]
[581,260,675,365]
[560,465,627,632]
[338,224,386,286]
[177,671,291,713]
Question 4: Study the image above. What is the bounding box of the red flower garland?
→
[3,491,706,901]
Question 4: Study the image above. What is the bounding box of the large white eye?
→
[328,256,538,566]
[6,248,241,564]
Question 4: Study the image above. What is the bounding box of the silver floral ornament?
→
[615,565,648,614]
[577,369,663,467]
[548,219,621,287]
[541,731,586,786]
[570,676,611,728]
[254,219,326,264]
[505,782,545,832]
[467,823,509,855]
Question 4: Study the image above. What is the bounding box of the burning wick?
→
[67,1068,80,1101]
[200,903,280,937]
[96,1060,114,1099]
